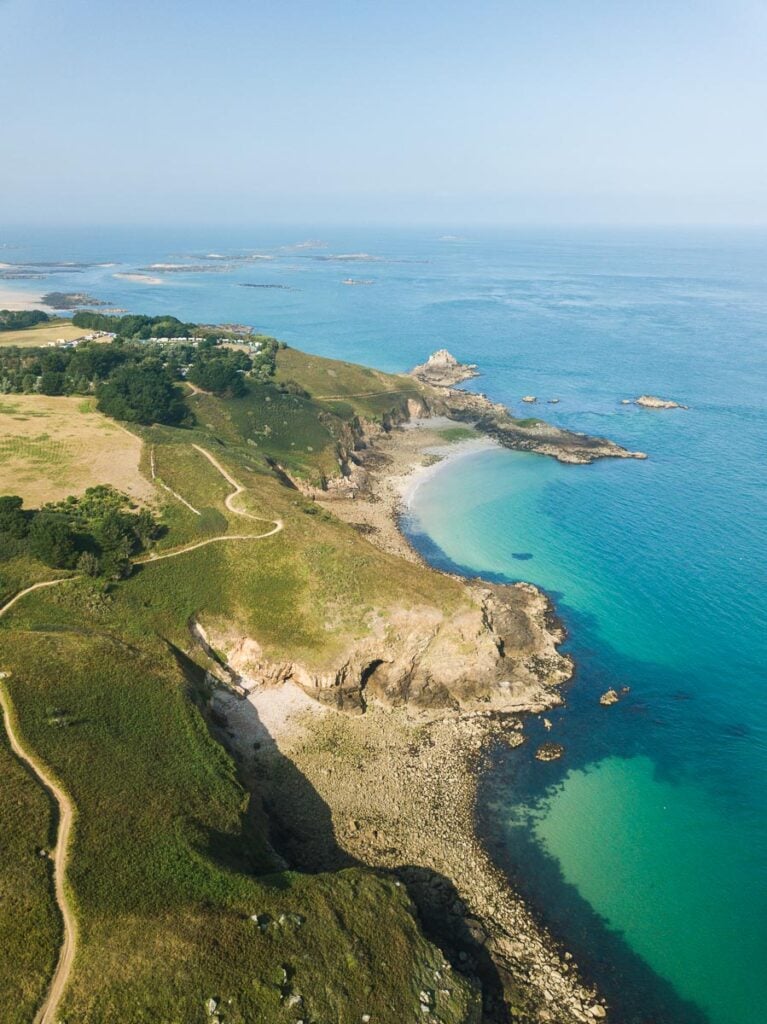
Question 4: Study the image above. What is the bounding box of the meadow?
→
[0,396,153,507]
[0,711,60,1023]
[0,321,93,348]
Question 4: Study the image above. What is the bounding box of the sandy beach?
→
[0,284,48,310]
[112,272,164,285]
[317,417,498,563]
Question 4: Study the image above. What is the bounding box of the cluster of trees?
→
[0,341,193,423]
[0,486,160,578]
[96,359,190,425]
[0,342,188,424]
[0,341,124,397]
[72,311,201,339]
[0,309,287,423]
[250,337,283,382]
[187,346,251,397]
[0,309,50,332]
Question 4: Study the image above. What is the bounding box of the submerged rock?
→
[535,742,565,762]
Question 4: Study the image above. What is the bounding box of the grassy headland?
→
[0,321,619,1022]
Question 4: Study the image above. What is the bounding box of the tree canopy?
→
[96,360,188,425]
[0,487,160,578]
[0,309,50,332]
[187,349,251,397]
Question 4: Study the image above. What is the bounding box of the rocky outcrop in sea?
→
[410,349,480,387]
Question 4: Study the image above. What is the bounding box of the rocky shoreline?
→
[203,418,613,1022]
[404,350,647,465]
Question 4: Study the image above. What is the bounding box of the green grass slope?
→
[0,347,483,1022]
[0,713,61,1024]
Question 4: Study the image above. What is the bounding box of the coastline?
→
[317,417,499,565]
[210,417,611,1023]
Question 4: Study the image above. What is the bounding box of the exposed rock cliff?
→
[199,581,572,716]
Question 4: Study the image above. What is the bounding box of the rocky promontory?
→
[200,578,573,716]
[411,349,479,387]
[426,386,647,464]
[199,407,624,1021]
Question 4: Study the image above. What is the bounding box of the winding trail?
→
[0,578,74,619]
[133,523,282,564]
[0,444,282,1020]
[191,443,274,521]
[135,445,284,562]
[0,679,77,1024]
[313,387,422,401]
[150,445,201,516]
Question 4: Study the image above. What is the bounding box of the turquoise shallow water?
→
[3,225,766,1023]
[405,447,766,1024]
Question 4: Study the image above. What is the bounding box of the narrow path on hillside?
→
[136,445,283,562]
[133,523,282,563]
[313,387,422,400]
[0,445,281,1019]
[191,443,276,521]
[0,680,77,1024]
[0,578,73,619]
[150,445,201,516]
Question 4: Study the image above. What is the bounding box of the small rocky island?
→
[41,291,110,310]
[410,348,479,387]
[632,394,689,410]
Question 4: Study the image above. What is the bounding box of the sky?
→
[1,0,766,226]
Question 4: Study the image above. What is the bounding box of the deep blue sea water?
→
[3,226,766,1024]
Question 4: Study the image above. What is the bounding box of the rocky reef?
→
[428,387,647,464]
[632,394,688,410]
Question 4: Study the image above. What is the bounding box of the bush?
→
[188,350,251,398]
[0,488,161,577]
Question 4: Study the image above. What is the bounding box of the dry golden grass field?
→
[0,322,95,348]
[0,395,155,506]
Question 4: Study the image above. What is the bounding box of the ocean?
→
[3,225,766,1024]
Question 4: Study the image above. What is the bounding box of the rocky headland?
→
[429,386,646,464]
[190,354,649,1021]
[409,351,645,464]
[197,417,622,1021]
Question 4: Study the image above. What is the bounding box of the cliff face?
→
[201,581,572,716]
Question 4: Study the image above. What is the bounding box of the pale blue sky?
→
[2,0,766,225]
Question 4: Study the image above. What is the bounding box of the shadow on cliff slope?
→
[209,684,513,1024]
